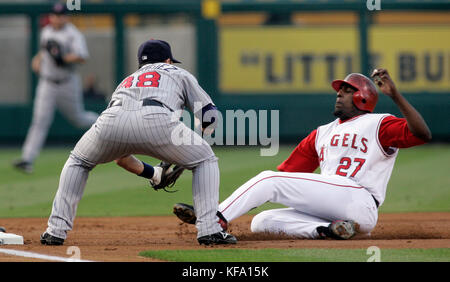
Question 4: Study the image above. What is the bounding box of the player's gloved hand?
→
[150,162,185,193]
[45,39,66,67]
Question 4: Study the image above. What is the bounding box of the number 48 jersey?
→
[111,63,214,113]
[315,114,399,206]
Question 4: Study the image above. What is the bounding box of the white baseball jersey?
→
[217,114,401,239]
[40,23,89,80]
[315,113,399,206]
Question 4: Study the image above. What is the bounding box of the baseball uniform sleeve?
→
[69,28,89,59]
[277,129,319,173]
[39,27,49,48]
[181,72,214,114]
[378,115,426,148]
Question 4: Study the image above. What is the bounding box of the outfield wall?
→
[0,1,449,145]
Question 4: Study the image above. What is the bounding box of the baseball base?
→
[0,233,24,245]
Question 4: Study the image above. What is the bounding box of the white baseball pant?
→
[218,170,378,238]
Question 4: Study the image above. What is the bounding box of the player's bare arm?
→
[372,68,432,142]
[115,155,144,174]
[31,51,41,73]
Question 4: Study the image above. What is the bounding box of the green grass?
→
[0,144,449,218]
[139,248,450,262]
[1,145,449,263]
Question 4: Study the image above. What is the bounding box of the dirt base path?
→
[0,212,449,262]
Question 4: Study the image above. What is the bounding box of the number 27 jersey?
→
[315,114,399,206]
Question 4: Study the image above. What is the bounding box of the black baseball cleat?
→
[40,232,65,246]
[198,231,237,245]
[173,203,229,231]
[316,220,359,240]
[12,160,33,174]
[0,226,6,233]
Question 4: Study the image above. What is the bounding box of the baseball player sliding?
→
[40,39,236,246]
[174,68,432,240]
[13,2,98,174]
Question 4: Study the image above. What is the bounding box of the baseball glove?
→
[150,162,185,193]
[45,39,66,66]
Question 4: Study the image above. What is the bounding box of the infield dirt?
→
[0,212,449,262]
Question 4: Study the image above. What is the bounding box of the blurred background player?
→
[13,2,98,173]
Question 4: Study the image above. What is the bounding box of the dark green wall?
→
[1,93,448,145]
[217,93,450,143]
[0,100,107,145]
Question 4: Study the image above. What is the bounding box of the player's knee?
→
[68,152,96,170]
[349,213,377,235]
[356,219,377,234]
[349,204,378,235]
[182,154,218,170]
[250,211,273,233]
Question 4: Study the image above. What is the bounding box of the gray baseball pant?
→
[46,99,222,239]
[21,75,98,163]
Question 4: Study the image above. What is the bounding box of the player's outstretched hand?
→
[151,162,185,193]
[371,68,399,98]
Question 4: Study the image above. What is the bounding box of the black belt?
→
[372,195,380,208]
[143,98,166,108]
[107,98,171,111]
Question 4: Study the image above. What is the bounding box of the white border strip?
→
[0,248,94,262]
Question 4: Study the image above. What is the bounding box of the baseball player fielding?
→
[39,38,236,246]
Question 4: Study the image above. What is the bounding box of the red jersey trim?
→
[338,114,366,124]
[314,127,320,154]
[376,115,398,158]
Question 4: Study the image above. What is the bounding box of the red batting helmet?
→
[331,73,378,113]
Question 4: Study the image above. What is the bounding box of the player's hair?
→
[138,58,170,68]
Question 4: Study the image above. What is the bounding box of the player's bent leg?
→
[218,170,378,236]
[250,208,330,239]
[155,121,235,243]
[191,156,223,238]
[45,153,96,240]
[133,116,235,243]
[21,82,56,164]
[218,170,286,222]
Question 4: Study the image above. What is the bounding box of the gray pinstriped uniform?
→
[45,63,223,239]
